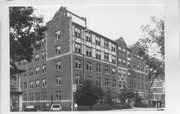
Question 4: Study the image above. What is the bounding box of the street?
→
[110,107,165,111]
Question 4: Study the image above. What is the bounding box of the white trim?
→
[72,52,117,67]
[47,52,71,61]
[135,69,148,75]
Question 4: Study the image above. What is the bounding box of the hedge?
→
[78,104,131,111]
[134,103,148,108]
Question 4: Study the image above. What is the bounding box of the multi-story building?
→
[149,77,165,107]
[128,42,149,103]
[16,7,149,110]
[10,74,23,111]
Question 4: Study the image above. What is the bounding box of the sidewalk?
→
[109,107,165,111]
[119,107,165,111]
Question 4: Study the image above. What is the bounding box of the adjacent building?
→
[16,7,150,110]
[149,77,165,107]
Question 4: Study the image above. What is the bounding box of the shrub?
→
[78,106,90,111]
[134,103,148,107]
[92,104,112,110]
[120,104,132,109]
[111,103,132,109]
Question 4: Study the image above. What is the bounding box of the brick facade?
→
[18,7,150,110]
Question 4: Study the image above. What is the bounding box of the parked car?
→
[24,105,36,111]
[50,104,62,111]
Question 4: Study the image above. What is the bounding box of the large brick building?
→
[17,7,149,110]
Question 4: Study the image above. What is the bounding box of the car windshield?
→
[52,105,60,108]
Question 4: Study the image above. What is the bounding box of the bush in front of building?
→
[78,106,90,111]
[75,80,105,107]
[111,103,132,109]
[91,104,112,110]
[134,103,148,108]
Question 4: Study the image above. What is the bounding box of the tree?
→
[75,80,105,107]
[10,7,46,75]
[138,16,165,89]
[118,88,135,104]
[138,16,165,107]
[140,16,164,57]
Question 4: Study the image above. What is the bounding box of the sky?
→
[33,5,164,46]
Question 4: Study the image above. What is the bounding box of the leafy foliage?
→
[140,16,164,57]
[75,80,105,107]
[118,88,135,104]
[10,7,46,74]
[138,16,165,89]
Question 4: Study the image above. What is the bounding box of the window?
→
[29,81,33,89]
[86,61,92,71]
[96,63,101,73]
[118,46,122,51]
[75,75,81,84]
[145,84,148,90]
[42,65,46,74]
[104,53,109,61]
[96,77,101,86]
[42,92,47,100]
[86,46,92,57]
[56,76,61,86]
[55,46,61,55]
[35,92,40,100]
[23,82,27,90]
[29,93,33,101]
[75,43,81,54]
[127,61,131,68]
[95,36,100,46]
[133,82,136,88]
[23,94,27,101]
[29,68,33,76]
[118,57,122,64]
[86,33,91,42]
[96,50,101,59]
[122,59,126,66]
[123,48,126,53]
[141,74,144,80]
[41,38,46,46]
[35,41,41,49]
[145,76,148,81]
[112,68,116,75]
[118,80,122,88]
[55,61,61,70]
[140,65,144,71]
[24,72,27,77]
[141,83,144,90]
[123,81,126,88]
[112,79,116,87]
[104,40,108,49]
[112,55,116,64]
[56,91,61,100]
[137,82,140,89]
[105,66,109,74]
[86,76,92,82]
[112,44,116,52]
[55,30,61,40]
[75,59,81,69]
[42,51,46,60]
[105,78,109,87]
[35,80,40,88]
[35,67,40,75]
[74,28,81,38]
[35,54,40,62]
[42,78,47,87]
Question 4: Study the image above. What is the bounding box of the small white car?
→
[50,104,62,111]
